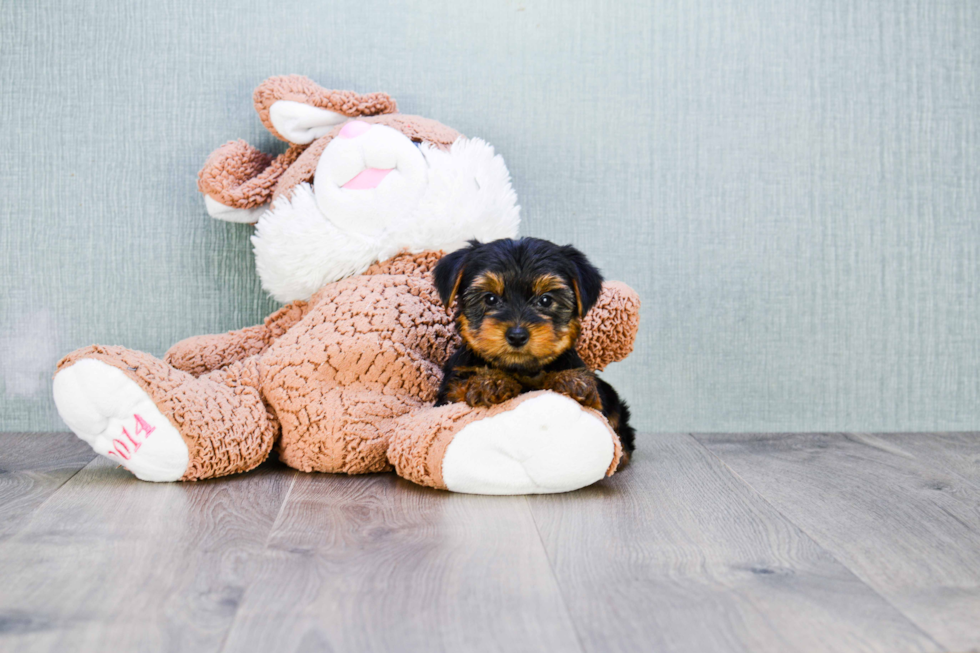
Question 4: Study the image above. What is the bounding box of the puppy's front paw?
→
[447,369,523,408]
[541,369,603,411]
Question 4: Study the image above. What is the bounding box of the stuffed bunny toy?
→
[52,76,640,495]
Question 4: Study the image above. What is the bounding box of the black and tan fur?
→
[433,238,635,463]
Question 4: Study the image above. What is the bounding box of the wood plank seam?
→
[524,495,589,653]
[261,471,299,548]
[8,455,96,531]
[213,470,299,653]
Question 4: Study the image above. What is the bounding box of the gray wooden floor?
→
[1,432,978,653]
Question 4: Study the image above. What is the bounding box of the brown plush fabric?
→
[252,74,398,142]
[165,250,446,380]
[261,269,455,475]
[577,280,642,371]
[59,252,638,488]
[198,140,306,209]
[363,250,446,278]
[165,301,311,376]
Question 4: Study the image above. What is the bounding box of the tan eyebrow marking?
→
[471,272,505,296]
[533,273,570,296]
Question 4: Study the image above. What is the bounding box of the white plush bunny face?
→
[201,88,521,303]
[251,132,520,303]
[313,121,430,238]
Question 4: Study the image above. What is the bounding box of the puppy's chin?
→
[487,351,549,373]
[480,348,567,374]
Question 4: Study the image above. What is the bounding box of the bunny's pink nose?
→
[338,120,372,139]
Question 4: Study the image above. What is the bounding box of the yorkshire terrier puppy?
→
[433,237,635,463]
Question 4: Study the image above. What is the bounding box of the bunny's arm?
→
[164,300,311,376]
[576,281,641,371]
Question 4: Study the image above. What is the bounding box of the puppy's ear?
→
[560,245,604,317]
[434,243,477,307]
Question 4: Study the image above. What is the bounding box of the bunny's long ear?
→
[253,75,398,144]
[198,140,305,222]
[199,76,399,220]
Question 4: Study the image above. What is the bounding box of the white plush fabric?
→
[268,100,348,144]
[441,393,615,495]
[204,195,266,224]
[252,186,378,303]
[52,360,189,482]
[313,123,430,236]
[252,136,521,302]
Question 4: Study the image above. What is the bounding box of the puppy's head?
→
[434,238,603,372]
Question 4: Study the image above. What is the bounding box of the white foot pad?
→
[442,393,615,495]
[53,360,189,482]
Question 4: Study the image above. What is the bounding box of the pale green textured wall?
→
[2,0,978,432]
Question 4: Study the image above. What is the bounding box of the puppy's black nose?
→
[505,326,530,347]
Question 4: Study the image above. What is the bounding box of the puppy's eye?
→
[483,293,499,307]
[536,294,554,308]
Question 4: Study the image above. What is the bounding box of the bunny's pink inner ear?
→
[253,75,397,143]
